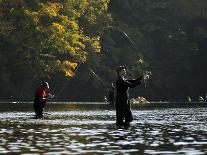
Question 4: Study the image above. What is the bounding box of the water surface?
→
[0,103,206,154]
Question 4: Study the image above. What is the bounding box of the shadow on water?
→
[0,103,207,154]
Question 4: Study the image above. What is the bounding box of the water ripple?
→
[0,107,206,154]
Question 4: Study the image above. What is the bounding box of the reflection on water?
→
[0,103,207,154]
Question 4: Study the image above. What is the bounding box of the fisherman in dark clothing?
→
[115,66,142,126]
[33,82,54,117]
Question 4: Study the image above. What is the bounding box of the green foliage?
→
[0,0,207,101]
[0,0,111,100]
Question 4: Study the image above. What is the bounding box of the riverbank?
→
[0,101,207,111]
[131,101,207,109]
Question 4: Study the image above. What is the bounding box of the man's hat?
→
[41,82,49,89]
[116,65,126,73]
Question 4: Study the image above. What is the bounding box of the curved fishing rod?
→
[101,25,151,86]
[101,26,136,48]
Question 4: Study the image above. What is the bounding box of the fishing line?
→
[88,68,108,91]
[102,26,151,86]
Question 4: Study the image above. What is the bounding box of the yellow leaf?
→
[51,22,66,34]
[65,70,74,77]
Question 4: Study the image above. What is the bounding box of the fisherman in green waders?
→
[115,66,142,126]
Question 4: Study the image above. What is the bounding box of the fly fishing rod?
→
[102,26,152,86]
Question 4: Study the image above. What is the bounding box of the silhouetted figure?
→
[33,82,54,118]
[108,83,115,106]
[115,66,142,126]
[103,96,108,102]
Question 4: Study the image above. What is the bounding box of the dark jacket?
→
[115,76,141,106]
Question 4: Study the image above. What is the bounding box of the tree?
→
[0,0,111,100]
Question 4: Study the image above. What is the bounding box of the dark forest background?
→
[0,0,207,102]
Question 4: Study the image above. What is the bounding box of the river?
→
[0,103,206,154]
